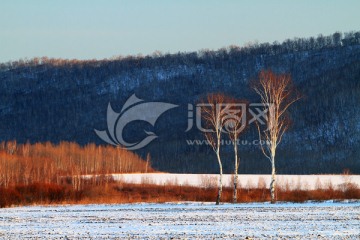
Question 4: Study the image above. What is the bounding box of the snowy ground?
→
[110,173,360,190]
[1,202,359,239]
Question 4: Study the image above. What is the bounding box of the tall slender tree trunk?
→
[270,155,276,204]
[233,142,239,203]
[216,150,223,205]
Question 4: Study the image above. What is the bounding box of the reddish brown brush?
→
[1,180,359,208]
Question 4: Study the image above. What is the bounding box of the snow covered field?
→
[0,202,359,239]
[110,173,360,190]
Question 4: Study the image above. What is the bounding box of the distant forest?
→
[0,31,359,174]
[0,141,151,189]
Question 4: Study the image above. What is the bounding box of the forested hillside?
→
[1,31,359,174]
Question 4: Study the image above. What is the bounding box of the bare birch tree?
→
[252,70,301,203]
[223,98,248,203]
[200,93,229,205]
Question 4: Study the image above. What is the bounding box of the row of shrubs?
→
[1,179,359,208]
[0,183,83,208]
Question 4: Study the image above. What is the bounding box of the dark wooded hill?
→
[1,31,359,174]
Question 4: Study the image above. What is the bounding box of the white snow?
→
[0,202,359,239]
[110,173,360,190]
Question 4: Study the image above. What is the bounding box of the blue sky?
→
[1,0,359,62]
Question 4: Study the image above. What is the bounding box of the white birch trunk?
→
[216,150,223,205]
[233,142,238,203]
[270,155,276,204]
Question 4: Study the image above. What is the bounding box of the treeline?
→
[1,31,359,70]
[0,141,152,189]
